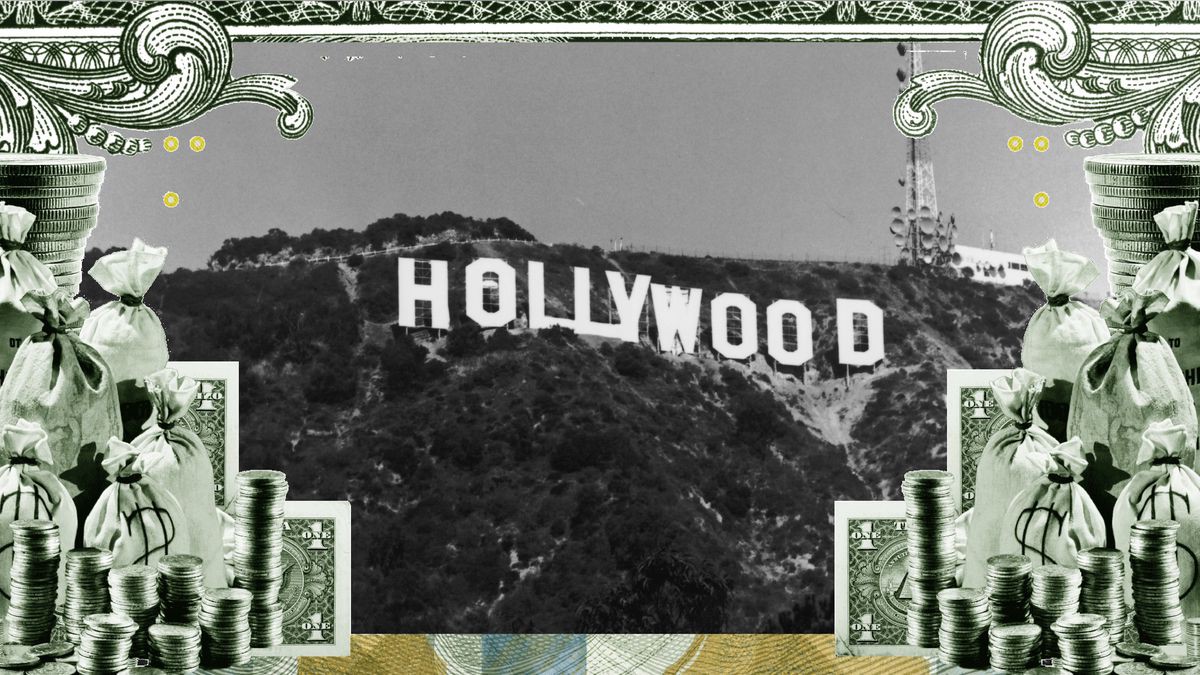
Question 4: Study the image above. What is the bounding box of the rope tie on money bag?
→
[119,294,143,307]
[1046,294,1070,307]
[0,239,22,252]
[19,289,88,348]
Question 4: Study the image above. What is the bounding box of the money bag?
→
[83,437,190,570]
[0,289,122,529]
[962,368,1056,588]
[0,203,55,385]
[1133,202,1200,423]
[1068,287,1198,543]
[1021,239,1109,440]
[130,368,226,587]
[998,438,1106,570]
[0,419,76,614]
[79,239,169,435]
[1113,418,1200,617]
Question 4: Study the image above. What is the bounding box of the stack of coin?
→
[986,554,1033,625]
[1078,547,1128,645]
[108,565,158,658]
[1053,613,1114,674]
[233,469,289,647]
[1085,154,1200,294]
[1029,564,1081,658]
[4,520,60,645]
[62,548,114,643]
[199,587,252,668]
[249,603,284,648]
[1129,519,1184,645]
[989,623,1042,672]
[1188,618,1200,659]
[0,154,105,296]
[76,612,137,675]
[936,588,990,668]
[148,622,201,671]
[157,554,203,625]
[901,470,956,648]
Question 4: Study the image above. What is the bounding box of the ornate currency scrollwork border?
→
[895,1,1200,152]
[0,2,312,155]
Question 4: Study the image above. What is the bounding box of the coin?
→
[26,641,72,659]
[1150,653,1200,669]
[0,155,105,177]
[0,185,101,199]
[1130,520,1185,645]
[1078,547,1127,646]
[1086,153,1200,176]
[1117,641,1163,660]
[0,645,37,669]
[29,663,77,674]
[1089,184,1200,198]
[232,470,290,649]
[1092,194,1196,210]
[3,521,60,646]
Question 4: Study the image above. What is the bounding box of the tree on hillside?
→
[576,550,731,632]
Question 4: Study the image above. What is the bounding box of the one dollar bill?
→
[834,500,931,657]
[946,369,1010,512]
[169,361,239,508]
[251,500,351,658]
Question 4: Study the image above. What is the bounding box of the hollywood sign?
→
[396,257,884,366]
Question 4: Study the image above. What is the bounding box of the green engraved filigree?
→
[0,2,311,155]
[895,0,1200,152]
[5,2,1200,29]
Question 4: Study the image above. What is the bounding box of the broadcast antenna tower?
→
[890,42,958,266]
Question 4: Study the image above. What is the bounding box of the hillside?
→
[79,213,1043,633]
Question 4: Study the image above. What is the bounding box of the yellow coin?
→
[163,192,180,208]
[1007,136,1023,152]
[1034,135,1049,152]
[163,136,179,153]
[1033,192,1049,208]
[189,135,206,152]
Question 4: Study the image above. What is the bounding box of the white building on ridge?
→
[954,244,1032,287]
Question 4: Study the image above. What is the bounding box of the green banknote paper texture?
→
[946,369,1010,512]
[251,500,351,658]
[834,500,932,657]
[169,361,239,508]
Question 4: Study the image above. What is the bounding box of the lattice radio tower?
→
[890,42,958,267]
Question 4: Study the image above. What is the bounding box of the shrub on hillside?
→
[612,343,657,378]
[445,325,486,357]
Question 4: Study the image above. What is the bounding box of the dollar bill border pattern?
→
[253,501,352,658]
[170,361,239,509]
[946,369,1010,513]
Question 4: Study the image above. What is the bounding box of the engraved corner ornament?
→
[0,2,312,155]
[895,0,1200,153]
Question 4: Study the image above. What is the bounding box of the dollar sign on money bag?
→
[123,501,177,564]
[1013,505,1065,565]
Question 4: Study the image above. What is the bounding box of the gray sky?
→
[92,42,1139,271]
